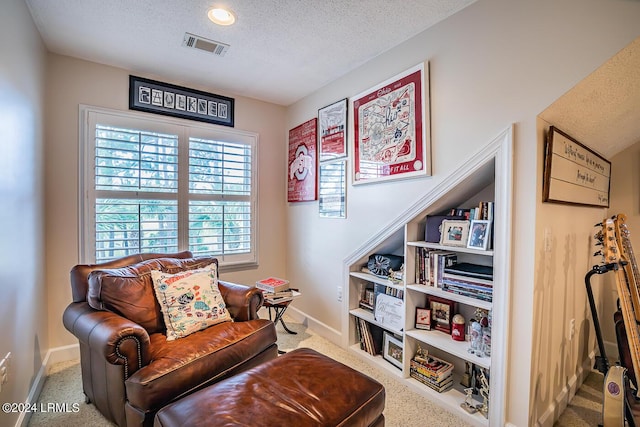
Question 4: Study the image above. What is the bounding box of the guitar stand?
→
[586,263,637,427]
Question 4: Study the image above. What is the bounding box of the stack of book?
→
[255,277,293,301]
[355,318,383,356]
[444,201,493,222]
[409,354,454,392]
[441,263,493,302]
[415,247,458,287]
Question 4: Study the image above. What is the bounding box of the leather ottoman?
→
[154,347,385,427]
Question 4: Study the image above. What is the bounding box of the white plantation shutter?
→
[81,107,257,266]
[188,138,252,256]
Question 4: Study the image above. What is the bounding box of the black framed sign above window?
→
[129,75,234,127]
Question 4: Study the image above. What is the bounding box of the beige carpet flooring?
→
[29,316,603,426]
[554,371,606,427]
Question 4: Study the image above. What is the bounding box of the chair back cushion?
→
[87,256,217,334]
[69,251,193,303]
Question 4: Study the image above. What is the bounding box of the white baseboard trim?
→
[258,304,343,346]
[286,306,342,346]
[15,344,80,427]
[534,351,596,427]
[47,343,80,366]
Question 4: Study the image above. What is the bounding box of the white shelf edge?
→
[406,284,492,310]
[405,377,489,427]
[405,329,491,369]
[350,271,404,290]
[348,343,488,427]
[348,344,404,377]
[407,241,494,256]
[349,308,404,336]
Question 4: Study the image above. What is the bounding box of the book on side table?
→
[256,277,290,293]
[256,277,301,303]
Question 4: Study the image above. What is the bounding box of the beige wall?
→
[0,0,47,425]
[531,118,608,425]
[45,54,288,349]
[285,0,640,425]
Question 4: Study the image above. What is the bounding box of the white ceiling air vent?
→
[182,32,230,56]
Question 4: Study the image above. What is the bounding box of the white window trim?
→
[78,104,259,269]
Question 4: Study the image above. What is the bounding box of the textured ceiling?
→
[540,37,640,159]
[24,1,640,158]
[25,0,475,106]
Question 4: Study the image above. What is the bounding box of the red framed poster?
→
[352,62,431,184]
[288,118,318,202]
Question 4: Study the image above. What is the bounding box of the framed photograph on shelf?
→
[318,98,348,161]
[428,296,455,334]
[287,118,318,202]
[351,62,431,185]
[439,219,470,247]
[383,332,403,369]
[467,220,492,250]
[415,307,431,330]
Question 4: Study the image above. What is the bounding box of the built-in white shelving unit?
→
[342,127,513,427]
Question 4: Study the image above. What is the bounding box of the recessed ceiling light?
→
[208,7,236,26]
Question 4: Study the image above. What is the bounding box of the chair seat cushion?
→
[125,318,277,411]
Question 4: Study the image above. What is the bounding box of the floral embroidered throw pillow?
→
[151,263,231,341]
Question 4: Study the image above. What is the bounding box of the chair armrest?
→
[218,280,264,321]
[63,302,151,378]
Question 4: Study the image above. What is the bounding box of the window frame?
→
[79,104,259,268]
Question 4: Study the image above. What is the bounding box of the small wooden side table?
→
[263,289,301,334]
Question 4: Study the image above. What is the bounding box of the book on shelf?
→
[262,290,296,303]
[410,369,454,392]
[356,318,383,356]
[442,282,493,302]
[414,248,458,287]
[444,263,493,280]
[439,202,493,224]
[467,201,494,221]
[433,252,457,288]
[256,277,290,293]
[410,353,454,392]
[442,272,493,299]
[415,247,428,285]
[373,283,404,300]
[410,357,454,382]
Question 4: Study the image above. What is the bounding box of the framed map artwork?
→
[351,62,431,184]
[287,118,318,202]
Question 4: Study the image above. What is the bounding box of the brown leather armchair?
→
[63,251,278,427]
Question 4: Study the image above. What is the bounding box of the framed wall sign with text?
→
[543,126,611,207]
[129,75,234,127]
